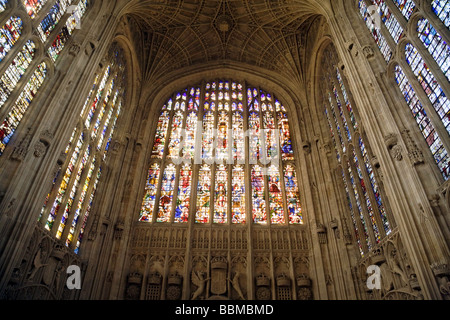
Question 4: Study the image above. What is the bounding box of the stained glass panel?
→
[214,164,228,224]
[139,163,161,222]
[157,164,177,223]
[231,165,245,224]
[284,165,303,224]
[174,165,191,223]
[196,164,211,223]
[0,17,23,63]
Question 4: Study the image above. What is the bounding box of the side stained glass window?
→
[0,62,47,155]
[39,44,127,254]
[320,43,392,257]
[357,0,450,181]
[139,80,303,225]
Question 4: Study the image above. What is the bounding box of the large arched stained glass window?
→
[139,80,303,225]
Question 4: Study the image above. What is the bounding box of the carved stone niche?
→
[302,141,311,155]
[362,45,375,59]
[385,134,403,161]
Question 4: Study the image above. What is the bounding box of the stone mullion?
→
[325,80,350,159]
[397,58,450,155]
[79,65,109,131]
[226,83,233,225]
[324,93,346,171]
[97,94,122,158]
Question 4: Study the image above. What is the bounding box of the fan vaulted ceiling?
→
[119,0,330,84]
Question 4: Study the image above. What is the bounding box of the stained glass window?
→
[0,40,36,110]
[48,0,89,61]
[392,0,416,20]
[39,44,127,254]
[214,164,228,224]
[0,0,7,12]
[175,165,192,223]
[395,65,449,179]
[196,164,211,223]
[252,165,267,224]
[22,0,49,19]
[357,0,450,181]
[157,164,177,223]
[358,0,393,62]
[232,165,245,224]
[417,18,450,82]
[321,43,392,256]
[432,0,450,29]
[139,163,161,222]
[284,165,303,224]
[405,43,450,135]
[0,63,47,155]
[140,80,302,225]
[37,0,69,42]
[0,17,23,63]
[268,165,285,224]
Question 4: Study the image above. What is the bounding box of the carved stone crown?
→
[128,272,143,284]
[276,274,291,287]
[211,257,227,270]
[168,272,182,285]
[148,272,162,285]
[256,274,270,287]
[371,248,386,265]
[296,274,312,288]
[51,244,67,261]
[431,262,450,277]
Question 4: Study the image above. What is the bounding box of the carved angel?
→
[28,247,48,280]
[191,271,209,300]
[229,271,246,300]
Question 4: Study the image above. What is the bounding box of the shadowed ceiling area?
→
[119,0,329,84]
